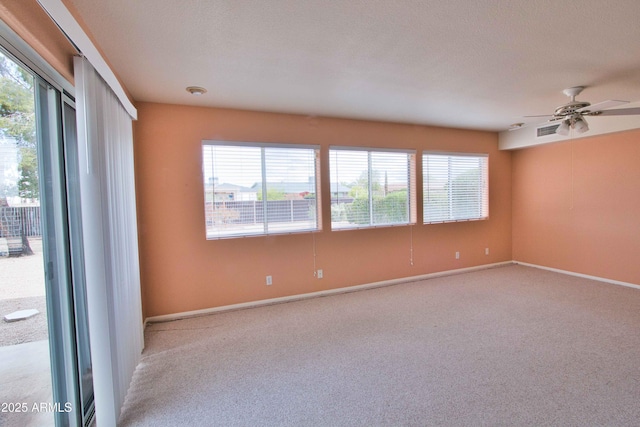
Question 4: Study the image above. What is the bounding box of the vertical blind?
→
[202,142,320,238]
[423,153,489,223]
[74,56,143,426]
[330,147,416,229]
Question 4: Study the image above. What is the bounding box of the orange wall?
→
[512,129,640,284]
[0,0,76,82]
[134,103,512,318]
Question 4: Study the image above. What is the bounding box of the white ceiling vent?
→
[536,123,560,137]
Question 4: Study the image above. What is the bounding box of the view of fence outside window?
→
[202,143,488,239]
[202,142,320,239]
[329,147,416,229]
[0,52,40,256]
[423,153,489,223]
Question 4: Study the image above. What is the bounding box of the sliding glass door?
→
[0,42,94,426]
[0,48,55,427]
[36,70,95,427]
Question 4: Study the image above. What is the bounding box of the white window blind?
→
[423,153,489,223]
[74,56,143,426]
[330,147,416,229]
[202,142,320,238]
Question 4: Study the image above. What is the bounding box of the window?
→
[202,142,320,238]
[330,147,416,229]
[422,153,488,223]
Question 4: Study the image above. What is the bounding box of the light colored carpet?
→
[119,265,640,426]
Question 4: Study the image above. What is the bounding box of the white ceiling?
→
[67,0,640,132]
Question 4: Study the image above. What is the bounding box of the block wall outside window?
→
[202,142,320,239]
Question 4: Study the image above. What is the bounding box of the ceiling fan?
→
[511,86,640,134]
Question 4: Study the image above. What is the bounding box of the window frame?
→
[422,151,489,224]
[329,146,417,230]
[202,140,321,239]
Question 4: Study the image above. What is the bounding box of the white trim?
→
[36,0,137,120]
[145,260,640,326]
[513,261,640,290]
[145,261,513,324]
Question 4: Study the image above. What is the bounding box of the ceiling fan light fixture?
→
[555,119,571,136]
[573,116,589,134]
[528,86,640,135]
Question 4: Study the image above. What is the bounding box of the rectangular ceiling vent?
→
[537,124,560,137]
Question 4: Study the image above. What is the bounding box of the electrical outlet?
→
[455,251,460,259]
[485,247,489,255]
[266,275,272,285]
[317,269,323,279]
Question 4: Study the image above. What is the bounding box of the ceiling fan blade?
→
[578,100,628,113]
[590,107,640,116]
[523,114,553,118]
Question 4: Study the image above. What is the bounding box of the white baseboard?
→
[144,261,514,325]
[513,261,640,290]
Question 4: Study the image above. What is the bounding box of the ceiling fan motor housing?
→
[554,101,591,117]
[523,86,640,133]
